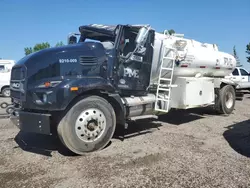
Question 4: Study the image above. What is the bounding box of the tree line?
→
[24,41,65,55]
[232,43,250,66]
[246,43,250,63]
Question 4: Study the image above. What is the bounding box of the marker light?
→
[70,87,78,91]
[36,81,62,88]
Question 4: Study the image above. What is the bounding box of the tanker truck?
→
[9,24,237,155]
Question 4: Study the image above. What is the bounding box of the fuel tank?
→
[150,32,236,84]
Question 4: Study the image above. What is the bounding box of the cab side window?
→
[0,65,5,72]
[117,27,137,57]
[240,68,249,76]
[232,69,239,76]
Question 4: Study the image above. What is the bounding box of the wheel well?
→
[220,82,236,90]
[217,83,236,100]
[65,90,125,125]
[1,85,10,92]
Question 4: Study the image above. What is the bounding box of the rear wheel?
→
[57,96,116,155]
[216,85,236,114]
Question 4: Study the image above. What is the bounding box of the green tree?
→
[246,42,250,63]
[24,42,51,55]
[33,42,50,52]
[55,41,65,47]
[24,41,65,55]
[162,29,175,35]
[168,29,175,35]
[24,47,33,56]
[233,45,241,67]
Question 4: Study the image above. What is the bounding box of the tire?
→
[2,87,10,97]
[57,95,116,155]
[216,85,236,115]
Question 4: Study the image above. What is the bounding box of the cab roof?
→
[78,24,152,42]
[79,24,150,38]
[79,24,118,36]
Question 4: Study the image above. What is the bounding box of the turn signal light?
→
[36,81,62,88]
[44,82,51,87]
[70,87,78,91]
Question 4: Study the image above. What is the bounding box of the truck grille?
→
[11,66,25,80]
[10,66,26,101]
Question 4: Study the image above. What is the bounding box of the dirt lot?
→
[0,93,250,188]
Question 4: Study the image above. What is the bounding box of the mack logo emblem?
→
[11,82,20,88]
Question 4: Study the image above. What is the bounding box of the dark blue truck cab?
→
[10,24,156,154]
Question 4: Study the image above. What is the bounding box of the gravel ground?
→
[0,93,250,188]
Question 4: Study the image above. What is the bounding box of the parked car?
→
[225,66,250,90]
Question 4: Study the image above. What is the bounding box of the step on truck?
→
[10,24,237,155]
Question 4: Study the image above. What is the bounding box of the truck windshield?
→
[79,33,115,43]
[84,38,101,43]
[79,33,115,50]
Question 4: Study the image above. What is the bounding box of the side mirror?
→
[67,34,78,44]
[135,26,150,45]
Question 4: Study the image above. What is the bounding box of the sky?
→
[0,0,250,68]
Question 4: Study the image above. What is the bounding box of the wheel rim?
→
[225,91,234,109]
[75,108,106,142]
[3,89,10,97]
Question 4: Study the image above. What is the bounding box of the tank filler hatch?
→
[174,40,188,60]
[175,40,187,51]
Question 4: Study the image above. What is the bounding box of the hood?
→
[12,42,108,86]
[15,42,106,68]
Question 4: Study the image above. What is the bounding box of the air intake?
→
[79,56,98,65]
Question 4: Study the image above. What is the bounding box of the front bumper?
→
[10,110,52,135]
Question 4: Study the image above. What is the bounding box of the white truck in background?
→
[225,66,250,90]
[0,59,15,97]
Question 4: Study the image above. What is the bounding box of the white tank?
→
[150,32,236,85]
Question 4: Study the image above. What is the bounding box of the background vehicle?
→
[9,24,237,155]
[225,66,250,90]
[0,59,15,97]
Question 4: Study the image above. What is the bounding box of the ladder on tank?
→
[154,45,176,113]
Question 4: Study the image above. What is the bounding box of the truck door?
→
[116,26,154,95]
[239,68,250,89]
[230,68,241,85]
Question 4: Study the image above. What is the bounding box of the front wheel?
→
[57,96,116,155]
